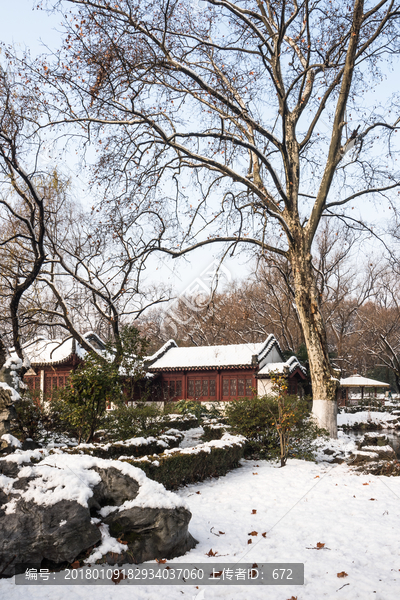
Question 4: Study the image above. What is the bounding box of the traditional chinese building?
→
[146,335,306,402]
[22,332,105,399]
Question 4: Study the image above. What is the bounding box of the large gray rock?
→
[0,454,197,577]
[0,498,101,572]
[102,505,196,565]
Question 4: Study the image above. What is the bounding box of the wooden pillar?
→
[182,371,187,400]
[217,369,221,401]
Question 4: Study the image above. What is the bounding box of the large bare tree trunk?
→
[290,243,338,438]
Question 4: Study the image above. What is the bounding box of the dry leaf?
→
[314,475,319,479]
[252,509,257,514]
[111,570,126,585]
[218,531,225,535]
[252,472,258,475]
[369,498,376,501]
[363,483,369,486]
[287,596,298,600]
[262,532,267,538]
[70,561,80,569]
[248,531,258,536]
[316,542,325,549]
[156,558,167,564]
[209,570,223,578]
[117,538,128,545]
[252,563,258,568]
[196,491,201,495]
[247,539,252,544]
[337,571,348,578]
[206,549,217,557]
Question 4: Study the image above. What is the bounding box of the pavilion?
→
[338,373,390,406]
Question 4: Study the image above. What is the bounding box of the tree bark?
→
[290,241,338,438]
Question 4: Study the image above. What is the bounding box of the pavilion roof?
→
[340,374,390,388]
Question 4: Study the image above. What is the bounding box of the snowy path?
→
[2,458,400,600]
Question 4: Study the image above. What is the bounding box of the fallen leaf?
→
[363,483,369,486]
[252,563,258,568]
[337,571,348,578]
[249,569,258,578]
[314,475,319,479]
[70,561,80,569]
[369,498,376,501]
[218,531,225,535]
[248,531,258,536]
[262,532,267,538]
[209,570,223,578]
[156,558,167,563]
[287,596,298,600]
[247,539,252,544]
[316,542,325,549]
[252,472,258,475]
[206,549,217,557]
[111,570,126,585]
[117,538,128,545]
[252,509,257,514]
[196,491,201,495]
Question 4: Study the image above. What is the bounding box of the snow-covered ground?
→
[2,456,400,600]
[338,411,399,428]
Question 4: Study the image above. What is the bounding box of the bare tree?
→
[15,0,400,435]
[0,69,47,370]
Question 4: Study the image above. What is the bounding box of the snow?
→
[1,434,22,448]
[340,374,390,388]
[2,457,400,599]
[84,523,127,564]
[148,336,281,369]
[258,355,306,376]
[0,453,188,514]
[338,411,398,427]
[0,382,20,402]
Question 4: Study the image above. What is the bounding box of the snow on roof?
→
[148,336,283,371]
[145,339,178,364]
[258,355,306,377]
[340,374,390,388]
[19,332,105,366]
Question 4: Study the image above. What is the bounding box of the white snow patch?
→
[0,382,20,402]
[84,523,127,564]
[1,434,22,448]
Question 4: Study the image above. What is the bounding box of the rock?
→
[102,506,196,564]
[0,386,17,442]
[349,450,379,465]
[362,445,396,460]
[0,499,102,574]
[0,453,197,577]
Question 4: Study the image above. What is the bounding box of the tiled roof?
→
[147,336,283,371]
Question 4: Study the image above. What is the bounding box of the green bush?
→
[225,394,326,463]
[13,395,43,441]
[51,352,122,443]
[106,402,164,441]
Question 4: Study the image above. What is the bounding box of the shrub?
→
[13,394,43,441]
[130,436,245,489]
[106,402,164,441]
[225,389,327,464]
[225,395,278,458]
[51,352,122,444]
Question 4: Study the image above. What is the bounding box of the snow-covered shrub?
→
[129,435,245,489]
